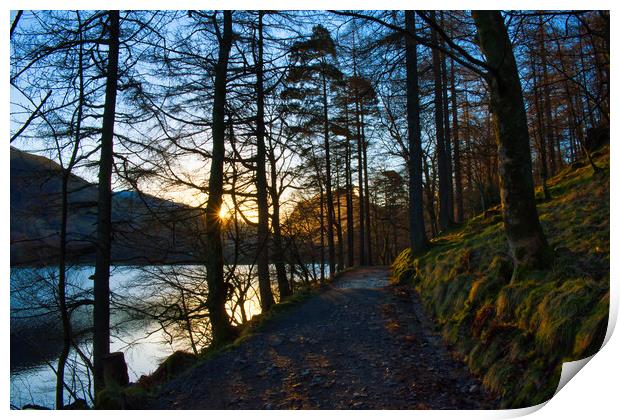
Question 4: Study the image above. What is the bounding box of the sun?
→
[218,206,229,220]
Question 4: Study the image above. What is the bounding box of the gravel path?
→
[150,267,498,409]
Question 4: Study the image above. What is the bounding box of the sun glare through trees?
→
[9,8,610,411]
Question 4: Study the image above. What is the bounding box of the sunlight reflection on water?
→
[10,264,264,408]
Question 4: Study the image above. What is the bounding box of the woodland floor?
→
[150,267,500,409]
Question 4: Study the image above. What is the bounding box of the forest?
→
[9,9,609,410]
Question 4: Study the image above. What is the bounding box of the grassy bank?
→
[391,147,610,408]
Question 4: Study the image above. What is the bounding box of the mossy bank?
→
[391,147,609,408]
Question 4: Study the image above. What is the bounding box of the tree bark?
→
[450,57,463,223]
[344,106,355,267]
[335,156,345,271]
[405,11,428,255]
[318,174,326,284]
[355,99,365,265]
[539,17,557,176]
[93,10,119,393]
[321,69,337,279]
[205,10,237,345]
[268,142,291,299]
[255,11,276,309]
[361,111,372,265]
[531,52,551,200]
[430,11,452,233]
[440,12,455,224]
[472,10,552,276]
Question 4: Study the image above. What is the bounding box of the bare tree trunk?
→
[472,10,552,276]
[205,10,237,345]
[440,12,455,225]
[423,158,438,237]
[361,112,372,265]
[321,69,336,279]
[56,17,86,408]
[405,11,428,255]
[344,107,355,267]
[430,11,452,232]
[531,53,551,200]
[318,175,326,284]
[93,10,119,393]
[355,100,365,265]
[464,94,473,220]
[335,156,344,271]
[450,58,463,223]
[268,144,291,299]
[539,18,557,176]
[255,11,276,309]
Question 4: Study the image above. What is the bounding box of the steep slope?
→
[10,147,200,265]
[391,147,609,408]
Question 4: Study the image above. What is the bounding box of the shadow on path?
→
[150,267,498,409]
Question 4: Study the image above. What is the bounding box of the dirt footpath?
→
[150,267,498,409]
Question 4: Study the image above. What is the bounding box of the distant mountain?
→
[10,147,202,266]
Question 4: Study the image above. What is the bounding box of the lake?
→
[10,263,319,408]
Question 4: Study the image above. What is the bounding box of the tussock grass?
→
[391,147,609,408]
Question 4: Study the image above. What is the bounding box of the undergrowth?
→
[391,147,610,408]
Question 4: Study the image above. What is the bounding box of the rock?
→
[22,404,50,410]
[102,352,129,387]
[64,398,89,410]
[138,351,197,389]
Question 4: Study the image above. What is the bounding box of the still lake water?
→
[10,264,299,408]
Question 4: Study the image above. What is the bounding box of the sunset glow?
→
[218,206,229,220]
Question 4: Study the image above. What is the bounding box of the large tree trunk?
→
[439,13,455,224]
[255,11,276,309]
[430,11,452,233]
[93,10,119,393]
[405,11,428,255]
[422,158,438,237]
[472,10,552,276]
[450,58,463,224]
[463,94,473,219]
[318,174,326,284]
[56,18,87,407]
[335,156,345,271]
[361,112,372,265]
[321,70,337,279]
[205,10,237,345]
[344,107,355,267]
[355,100,365,265]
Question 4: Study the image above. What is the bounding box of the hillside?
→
[10,147,201,266]
[391,147,610,408]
